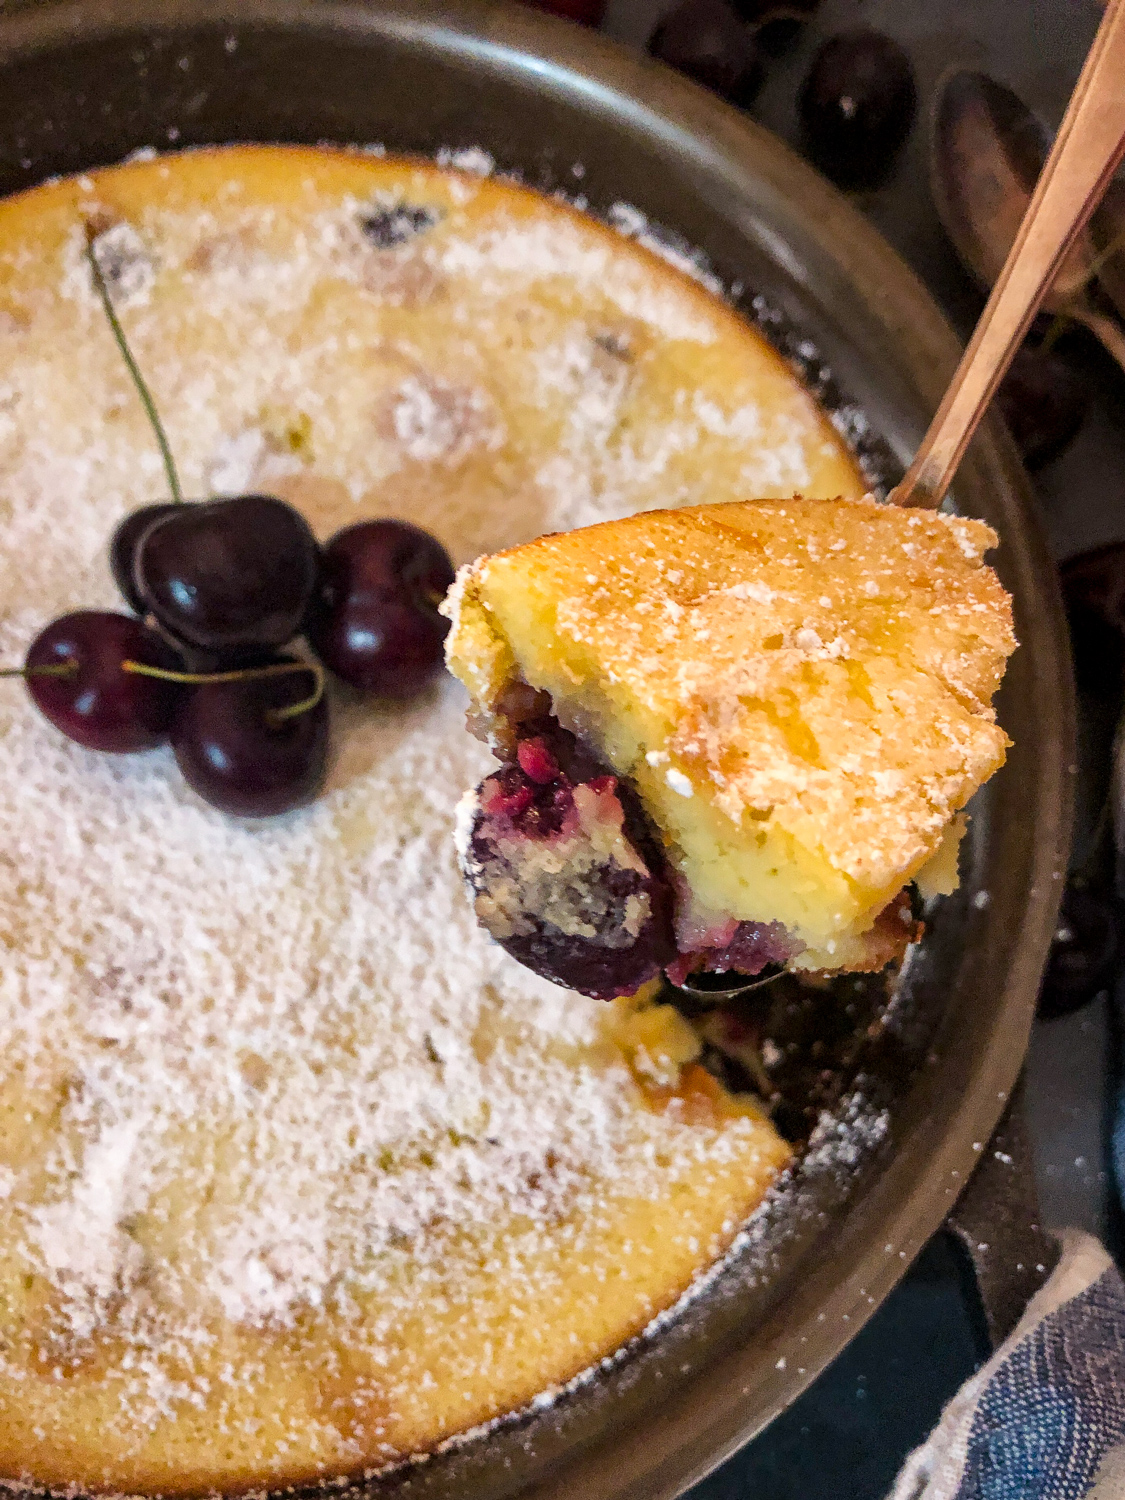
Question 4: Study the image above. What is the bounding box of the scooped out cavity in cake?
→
[444,494,1016,997]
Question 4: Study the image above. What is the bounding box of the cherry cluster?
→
[646,3,917,191]
[15,506,453,818]
[533,0,921,192]
[5,233,454,819]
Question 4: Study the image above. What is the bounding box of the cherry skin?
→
[463,739,676,999]
[734,0,819,54]
[172,658,328,818]
[24,610,183,752]
[648,0,763,105]
[995,343,1088,471]
[109,502,181,615]
[135,494,320,653]
[799,30,917,186]
[307,519,455,698]
[521,0,606,23]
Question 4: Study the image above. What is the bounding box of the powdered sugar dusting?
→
[607,202,724,297]
[0,148,857,1478]
[433,213,721,345]
[801,1091,891,1174]
[415,1088,895,1464]
[435,146,496,178]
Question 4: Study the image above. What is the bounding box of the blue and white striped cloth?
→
[890,1232,1125,1500]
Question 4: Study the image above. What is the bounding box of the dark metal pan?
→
[0,3,1074,1496]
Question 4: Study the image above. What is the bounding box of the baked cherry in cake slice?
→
[456,716,678,998]
[445,495,1016,997]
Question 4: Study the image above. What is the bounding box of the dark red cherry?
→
[135,495,320,653]
[734,0,819,54]
[24,610,183,752]
[520,0,606,23]
[995,343,1088,471]
[1038,882,1122,1019]
[307,519,454,699]
[462,735,676,999]
[649,0,763,105]
[110,502,181,615]
[172,658,328,818]
[799,30,917,186]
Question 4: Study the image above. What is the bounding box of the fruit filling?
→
[458,724,676,999]
[458,703,805,999]
[665,882,796,988]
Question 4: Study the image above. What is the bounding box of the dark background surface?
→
[599,0,1117,1494]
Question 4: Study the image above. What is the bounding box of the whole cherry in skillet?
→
[9,223,455,819]
[3,610,184,752]
[133,494,320,654]
[114,493,322,655]
[6,615,329,817]
[173,655,329,817]
[110,501,180,615]
[307,519,455,698]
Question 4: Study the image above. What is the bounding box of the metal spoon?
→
[896,0,1125,509]
[672,965,788,1003]
[931,67,1125,376]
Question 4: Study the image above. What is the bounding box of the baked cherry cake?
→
[446,497,1015,996]
[0,143,881,1494]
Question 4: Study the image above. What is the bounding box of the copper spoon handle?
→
[892,0,1125,509]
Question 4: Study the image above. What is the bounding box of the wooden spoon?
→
[896,0,1125,509]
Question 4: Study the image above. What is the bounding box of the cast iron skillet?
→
[0,3,1074,1497]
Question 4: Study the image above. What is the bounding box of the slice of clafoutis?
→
[443,496,1017,999]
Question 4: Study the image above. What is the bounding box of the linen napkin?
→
[889,1230,1125,1500]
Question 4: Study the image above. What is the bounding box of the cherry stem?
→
[1084,221,1125,286]
[84,227,184,506]
[267,674,325,725]
[0,662,79,680]
[121,657,325,723]
[1041,310,1073,355]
